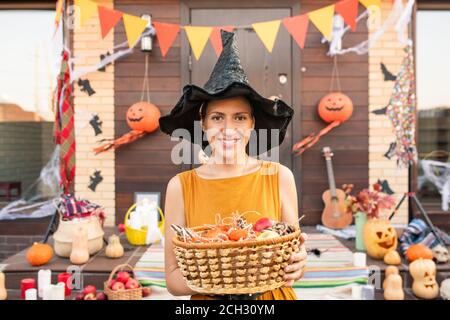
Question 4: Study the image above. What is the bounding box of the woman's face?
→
[202,97,254,163]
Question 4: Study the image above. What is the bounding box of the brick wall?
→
[368,0,409,225]
[0,122,53,194]
[0,235,42,262]
[73,0,115,227]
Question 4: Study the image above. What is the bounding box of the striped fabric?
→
[399,218,450,255]
[134,234,369,290]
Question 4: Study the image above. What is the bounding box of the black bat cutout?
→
[88,170,103,192]
[384,142,397,160]
[377,179,395,195]
[380,63,396,81]
[372,106,388,115]
[78,78,96,96]
[89,114,103,136]
[98,51,112,72]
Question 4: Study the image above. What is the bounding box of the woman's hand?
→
[283,233,308,286]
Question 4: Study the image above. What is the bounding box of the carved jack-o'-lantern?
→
[126,101,161,133]
[293,91,354,155]
[363,219,398,260]
[410,258,439,300]
[318,92,354,123]
[94,101,161,154]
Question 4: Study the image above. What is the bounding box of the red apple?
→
[253,217,273,232]
[96,292,107,300]
[142,287,151,297]
[118,223,126,233]
[125,278,140,290]
[83,285,97,296]
[84,293,97,300]
[107,279,116,289]
[111,281,125,291]
[116,271,131,284]
[74,292,85,300]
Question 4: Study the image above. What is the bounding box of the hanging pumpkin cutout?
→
[94,54,161,154]
[292,57,353,155]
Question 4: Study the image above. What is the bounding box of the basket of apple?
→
[171,214,303,295]
[103,264,150,300]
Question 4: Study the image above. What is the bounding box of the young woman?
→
[159,31,307,300]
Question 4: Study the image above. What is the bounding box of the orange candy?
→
[228,229,249,241]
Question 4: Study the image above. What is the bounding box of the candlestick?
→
[21,278,36,299]
[25,288,37,300]
[353,252,367,267]
[57,272,72,296]
[38,269,51,298]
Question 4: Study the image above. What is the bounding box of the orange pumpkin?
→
[318,92,353,123]
[126,101,161,132]
[406,244,433,262]
[26,242,53,266]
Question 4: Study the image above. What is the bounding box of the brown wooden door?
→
[188,7,295,172]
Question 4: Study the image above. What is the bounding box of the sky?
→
[0,10,62,121]
[416,10,450,110]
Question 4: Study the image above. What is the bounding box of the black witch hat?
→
[159,30,294,153]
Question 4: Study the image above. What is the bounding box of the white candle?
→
[361,285,375,300]
[38,269,51,298]
[42,285,53,300]
[353,252,367,267]
[53,283,65,300]
[25,288,37,300]
[351,285,363,300]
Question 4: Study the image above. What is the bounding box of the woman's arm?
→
[164,175,198,296]
[278,164,308,286]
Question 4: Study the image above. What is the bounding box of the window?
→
[416,8,450,213]
[0,8,62,203]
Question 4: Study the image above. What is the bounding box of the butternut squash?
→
[70,227,90,265]
[383,274,404,300]
[105,235,124,259]
[0,271,7,300]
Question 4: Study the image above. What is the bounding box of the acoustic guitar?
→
[321,147,353,229]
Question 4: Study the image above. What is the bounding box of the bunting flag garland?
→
[74,0,97,27]
[210,26,235,56]
[68,0,384,58]
[54,51,76,193]
[252,20,281,53]
[184,26,213,60]
[153,21,180,58]
[335,0,359,31]
[282,15,309,49]
[122,14,149,48]
[308,4,335,41]
[98,6,123,39]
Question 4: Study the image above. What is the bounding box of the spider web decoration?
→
[386,44,417,167]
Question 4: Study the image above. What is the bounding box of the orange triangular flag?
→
[122,14,148,48]
[335,0,359,31]
[252,20,281,53]
[210,26,235,57]
[98,6,123,39]
[153,21,180,58]
[359,0,381,9]
[308,4,335,41]
[74,0,97,27]
[184,26,213,60]
[282,15,309,49]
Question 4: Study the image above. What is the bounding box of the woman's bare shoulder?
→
[166,174,182,195]
[277,163,295,184]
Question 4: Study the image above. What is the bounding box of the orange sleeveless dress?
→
[177,160,297,300]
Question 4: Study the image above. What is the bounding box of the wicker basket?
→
[172,226,303,295]
[103,264,142,300]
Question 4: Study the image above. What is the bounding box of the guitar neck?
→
[325,158,337,198]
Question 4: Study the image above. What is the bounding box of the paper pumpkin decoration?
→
[410,258,439,300]
[94,101,161,154]
[363,218,398,260]
[292,92,353,155]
